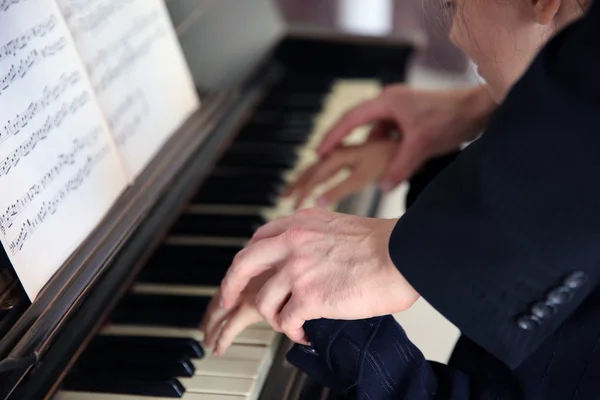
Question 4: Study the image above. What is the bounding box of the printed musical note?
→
[0,71,81,145]
[0,0,128,299]
[0,15,56,62]
[7,143,112,254]
[0,91,90,178]
[0,127,102,235]
[0,37,72,96]
[55,0,199,180]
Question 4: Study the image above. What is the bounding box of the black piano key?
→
[210,166,286,181]
[89,335,205,359]
[237,127,312,144]
[192,178,283,203]
[170,214,266,237]
[109,294,211,328]
[198,178,283,195]
[217,143,299,169]
[138,261,229,286]
[63,374,186,398]
[259,93,326,111]
[246,116,314,132]
[139,245,241,286]
[271,75,334,92]
[192,190,279,207]
[76,352,196,378]
[202,174,286,188]
[145,245,242,267]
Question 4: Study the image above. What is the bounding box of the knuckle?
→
[232,247,248,264]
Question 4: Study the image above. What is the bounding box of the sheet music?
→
[57,0,200,178]
[0,0,127,299]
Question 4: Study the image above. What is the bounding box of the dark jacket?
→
[287,2,600,398]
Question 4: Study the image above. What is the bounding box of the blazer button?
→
[517,315,538,331]
[546,286,573,305]
[531,302,556,319]
[299,345,320,356]
[564,271,587,289]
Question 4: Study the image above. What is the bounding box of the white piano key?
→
[214,344,270,361]
[180,376,254,396]
[56,392,245,400]
[193,358,263,378]
[100,325,278,346]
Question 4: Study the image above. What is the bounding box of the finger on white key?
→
[193,358,263,379]
[214,306,263,356]
[214,344,269,361]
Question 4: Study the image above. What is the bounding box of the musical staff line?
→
[0,71,81,146]
[0,91,90,177]
[0,36,70,96]
[0,15,57,62]
[0,127,102,235]
[8,143,111,254]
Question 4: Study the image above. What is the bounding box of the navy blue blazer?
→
[287,1,600,398]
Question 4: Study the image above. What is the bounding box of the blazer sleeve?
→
[286,316,476,399]
[388,2,600,369]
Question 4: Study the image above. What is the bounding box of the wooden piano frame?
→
[0,1,425,398]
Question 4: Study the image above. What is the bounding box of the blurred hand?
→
[285,140,399,209]
[200,271,274,356]
[219,209,420,344]
[317,84,496,192]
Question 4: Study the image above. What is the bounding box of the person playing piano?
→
[202,0,600,398]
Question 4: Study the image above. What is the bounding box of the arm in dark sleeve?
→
[389,2,600,369]
[286,316,472,399]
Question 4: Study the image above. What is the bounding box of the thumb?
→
[379,143,424,193]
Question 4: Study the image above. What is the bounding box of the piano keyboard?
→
[57,75,380,400]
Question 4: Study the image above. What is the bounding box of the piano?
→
[0,1,423,399]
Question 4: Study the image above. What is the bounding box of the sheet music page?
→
[0,0,128,299]
[57,0,200,178]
